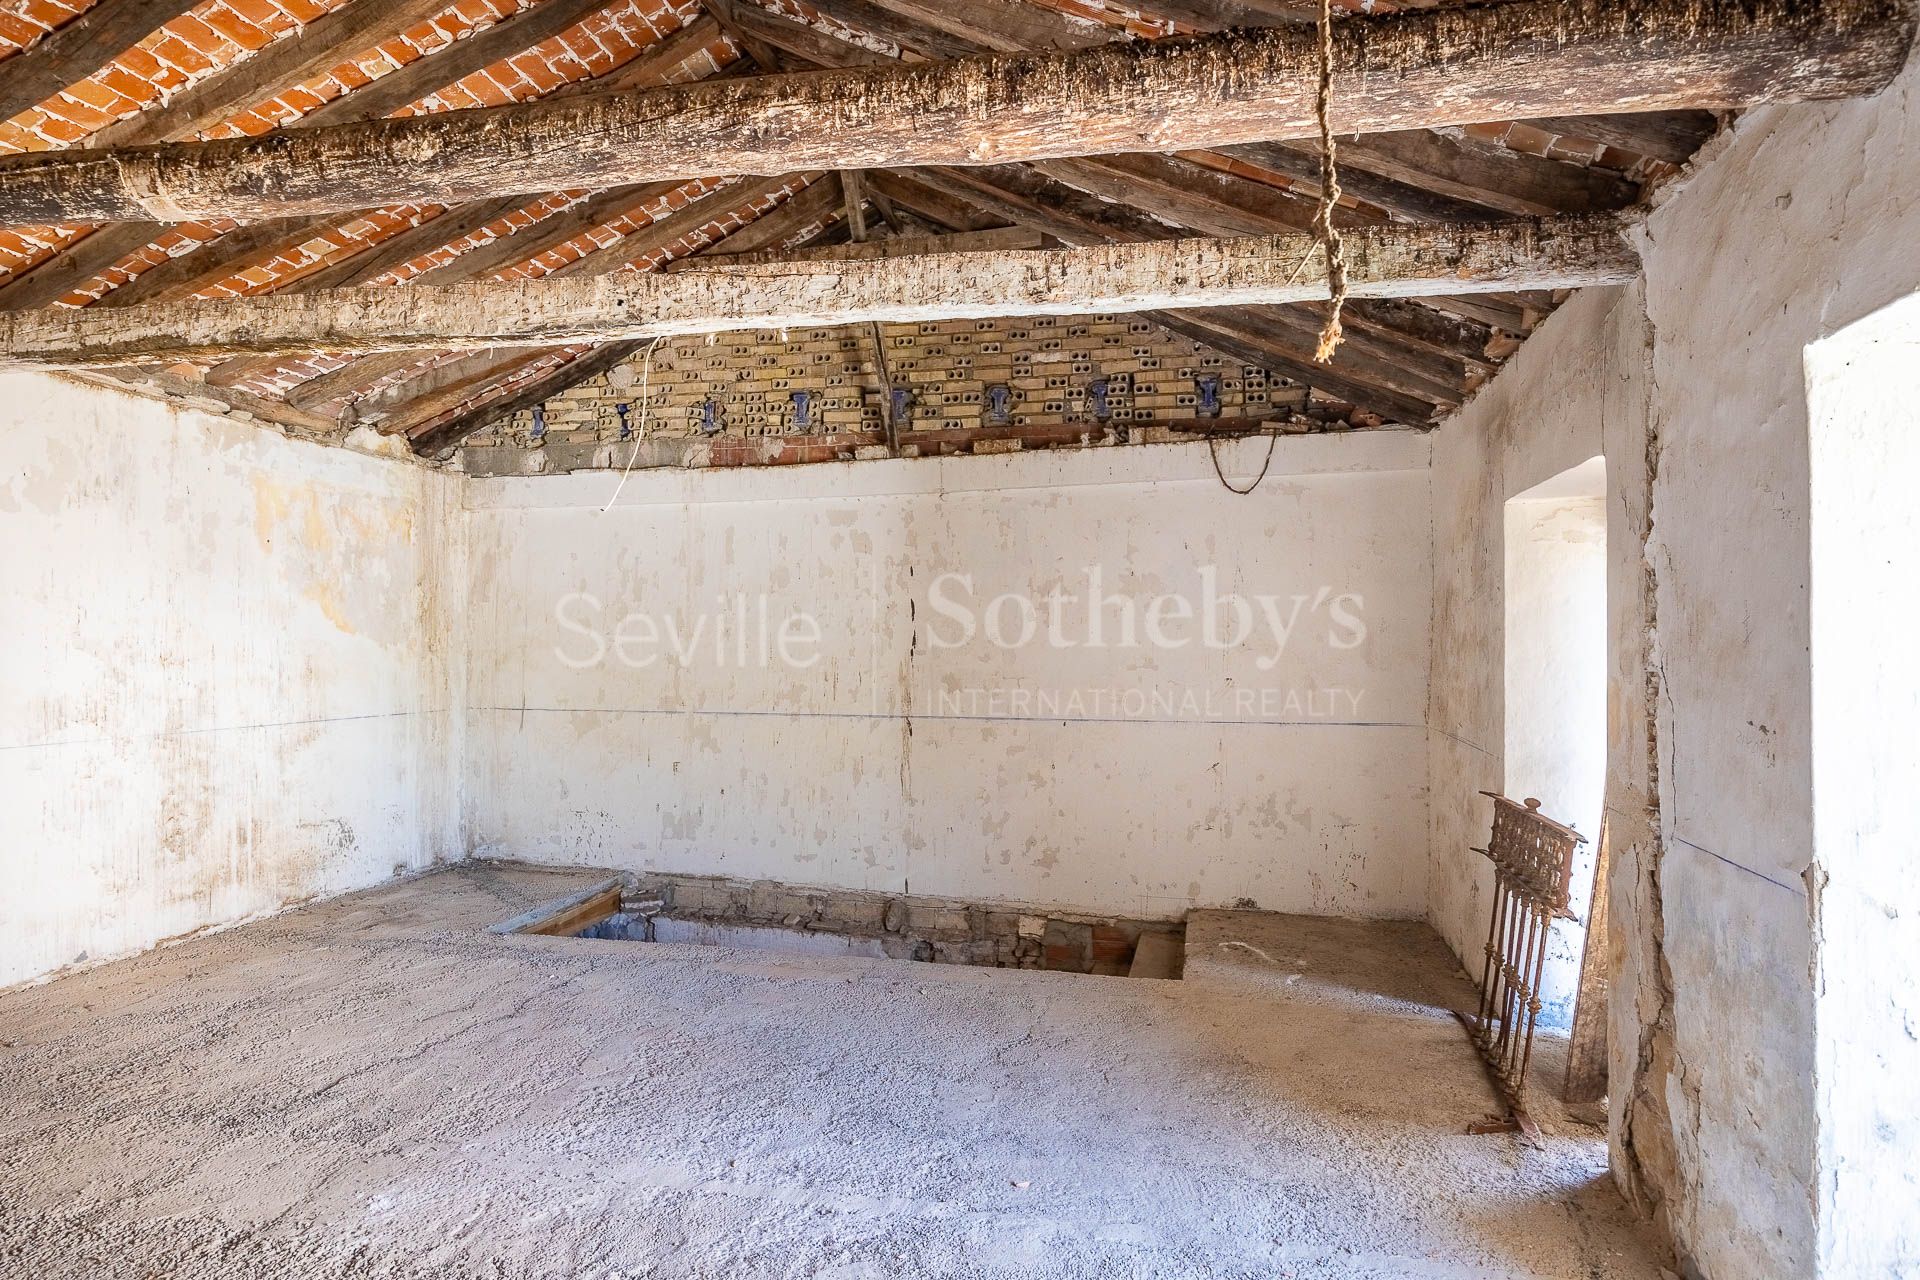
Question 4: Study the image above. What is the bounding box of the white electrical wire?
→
[601,335,667,514]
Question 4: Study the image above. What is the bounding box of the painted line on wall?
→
[2,708,453,754]
[481,704,1422,731]
[1429,725,1497,758]
[1672,834,1805,897]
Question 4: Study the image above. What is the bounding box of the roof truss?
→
[0,0,1905,458]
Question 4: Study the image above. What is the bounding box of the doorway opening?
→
[1503,455,1608,1029]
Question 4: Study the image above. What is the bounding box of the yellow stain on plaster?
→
[253,475,360,640]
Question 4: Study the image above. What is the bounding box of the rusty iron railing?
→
[1457,791,1585,1140]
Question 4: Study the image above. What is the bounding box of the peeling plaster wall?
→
[461,433,1433,919]
[0,373,464,990]
[1430,46,1920,1280]
[1427,281,1654,1035]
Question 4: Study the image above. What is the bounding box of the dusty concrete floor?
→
[0,863,1665,1279]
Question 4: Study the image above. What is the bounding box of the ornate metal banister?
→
[1457,791,1585,1141]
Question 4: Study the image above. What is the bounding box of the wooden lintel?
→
[0,0,1906,228]
[0,216,1640,369]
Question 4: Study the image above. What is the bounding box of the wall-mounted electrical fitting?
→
[985,384,1012,425]
[1087,377,1112,423]
[1194,374,1222,419]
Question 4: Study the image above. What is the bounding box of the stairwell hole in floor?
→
[492,872,1186,979]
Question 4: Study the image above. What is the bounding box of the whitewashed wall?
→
[1429,44,1920,1280]
[1806,294,1920,1280]
[0,374,462,989]
[462,433,1433,919]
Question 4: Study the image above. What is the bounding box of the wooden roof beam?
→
[0,0,204,126]
[0,0,1904,228]
[395,181,852,446]
[84,13,729,314]
[1285,130,1641,217]
[263,173,832,410]
[253,178,788,407]
[1515,111,1721,164]
[711,0,1650,243]
[1032,153,1329,236]
[0,216,1639,369]
[676,224,1050,269]
[883,162,1493,396]
[1149,309,1440,424]
[0,0,468,311]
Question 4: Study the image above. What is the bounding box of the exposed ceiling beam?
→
[246,179,765,405]
[292,194,541,291]
[883,161,1492,413]
[709,1,1642,232]
[711,0,1644,272]
[267,173,833,411]
[0,0,203,126]
[718,0,896,68]
[703,0,788,71]
[91,0,463,148]
[398,181,860,445]
[1,0,1905,227]
[906,164,1173,244]
[676,224,1050,268]
[410,340,651,455]
[0,216,1640,368]
[826,0,1095,53]
[181,22,734,390]
[1284,130,1641,217]
[864,172,1010,233]
[1122,0,1314,28]
[1515,111,1721,164]
[0,0,464,310]
[1031,153,1327,236]
[88,13,729,314]
[1206,144,1507,225]
[296,0,627,132]
[196,179,693,391]
[396,186,850,446]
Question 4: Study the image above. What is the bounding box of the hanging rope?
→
[1312,0,1348,364]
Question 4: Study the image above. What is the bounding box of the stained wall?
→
[461,433,1434,919]
[1429,44,1920,1278]
[0,374,463,988]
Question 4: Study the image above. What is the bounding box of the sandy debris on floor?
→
[0,863,1666,1279]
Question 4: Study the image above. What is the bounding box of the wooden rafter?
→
[0,216,1639,369]
[0,0,1906,227]
[0,0,204,126]
[876,165,1466,421]
[181,20,735,392]
[659,0,1642,422]
[679,224,1050,268]
[276,173,837,418]
[0,0,465,312]
[85,12,729,317]
[248,177,787,409]
[404,186,869,450]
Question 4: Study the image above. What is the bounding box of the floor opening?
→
[500,872,1187,979]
